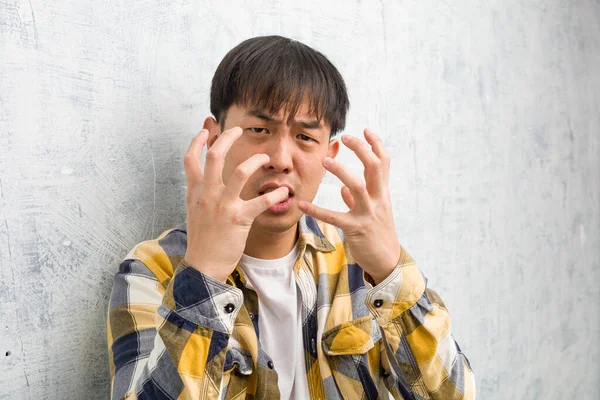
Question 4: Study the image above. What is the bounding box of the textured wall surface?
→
[1,0,598,398]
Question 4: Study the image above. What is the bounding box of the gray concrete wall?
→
[1,0,598,398]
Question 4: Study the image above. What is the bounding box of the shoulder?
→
[120,221,188,285]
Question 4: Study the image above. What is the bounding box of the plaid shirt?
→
[107,214,475,399]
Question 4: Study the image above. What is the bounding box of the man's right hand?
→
[182,127,289,283]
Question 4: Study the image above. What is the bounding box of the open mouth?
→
[259,188,295,213]
[258,184,294,199]
[259,190,294,199]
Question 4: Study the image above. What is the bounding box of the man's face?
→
[207,101,340,234]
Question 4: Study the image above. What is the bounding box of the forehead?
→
[234,101,330,130]
[239,100,309,118]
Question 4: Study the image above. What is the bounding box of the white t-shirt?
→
[239,240,310,399]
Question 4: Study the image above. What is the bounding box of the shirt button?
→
[267,360,274,370]
[374,299,384,308]
[224,303,235,313]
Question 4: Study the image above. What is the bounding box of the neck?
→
[244,222,299,259]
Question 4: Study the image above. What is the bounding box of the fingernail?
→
[323,157,333,166]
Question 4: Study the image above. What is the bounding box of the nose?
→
[265,136,293,173]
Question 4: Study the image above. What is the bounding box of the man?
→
[107,35,476,399]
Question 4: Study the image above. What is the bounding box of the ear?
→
[322,138,340,179]
[327,138,340,159]
[203,116,221,148]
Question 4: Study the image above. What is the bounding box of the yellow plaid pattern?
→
[107,215,475,399]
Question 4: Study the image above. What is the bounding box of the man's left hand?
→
[298,129,402,285]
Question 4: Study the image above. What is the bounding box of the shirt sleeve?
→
[107,257,243,400]
[364,246,477,399]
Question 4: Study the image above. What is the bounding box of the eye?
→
[298,133,315,142]
[248,127,268,134]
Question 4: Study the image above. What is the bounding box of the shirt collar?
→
[176,214,336,254]
[297,214,336,253]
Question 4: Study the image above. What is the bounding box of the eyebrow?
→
[246,110,323,130]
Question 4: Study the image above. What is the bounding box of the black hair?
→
[210,35,349,138]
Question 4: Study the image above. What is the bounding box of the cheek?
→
[221,139,257,179]
[221,159,235,184]
[222,151,248,185]
[224,154,264,200]
[297,158,326,193]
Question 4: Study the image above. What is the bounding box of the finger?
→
[341,185,355,210]
[363,128,390,182]
[245,187,290,218]
[183,129,209,187]
[341,134,384,197]
[204,126,243,185]
[223,153,270,200]
[298,200,352,230]
[322,157,370,210]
